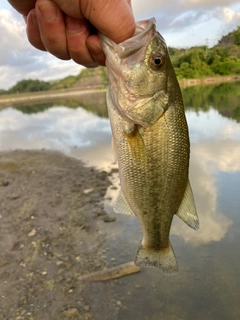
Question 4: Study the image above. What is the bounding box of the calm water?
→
[0,83,240,319]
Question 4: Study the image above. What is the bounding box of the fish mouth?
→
[99,18,156,64]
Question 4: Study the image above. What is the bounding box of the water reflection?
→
[0,89,240,247]
[182,81,240,123]
[1,83,240,319]
[0,106,111,156]
[13,91,108,117]
[173,150,233,245]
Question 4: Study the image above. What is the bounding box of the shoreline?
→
[179,75,240,87]
[0,75,240,108]
[0,149,122,319]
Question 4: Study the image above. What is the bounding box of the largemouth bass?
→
[100,18,199,274]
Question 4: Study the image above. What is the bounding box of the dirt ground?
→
[0,150,121,320]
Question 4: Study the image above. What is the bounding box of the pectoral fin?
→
[124,124,147,165]
[114,190,134,215]
[176,181,199,230]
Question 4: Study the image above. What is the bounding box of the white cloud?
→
[0,7,83,90]
[132,0,240,48]
[181,0,239,9]
[0,9,28,65]
[1,1,240,89]
[215,7,240,30]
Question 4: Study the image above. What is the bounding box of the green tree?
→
[0,89,7,95]
[8,79,50,94]
[234,27,240,46]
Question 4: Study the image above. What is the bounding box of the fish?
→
[99,18,199,275]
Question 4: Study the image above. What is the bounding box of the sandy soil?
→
[0,150,120,320]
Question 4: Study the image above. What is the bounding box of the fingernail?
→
[38,1,58,22]
[66,17,84,34]
[31,12,39,29]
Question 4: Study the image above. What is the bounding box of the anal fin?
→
[114,190,134,215]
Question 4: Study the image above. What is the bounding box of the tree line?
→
[1,27,240,95]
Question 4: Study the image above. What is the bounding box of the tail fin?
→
[135,243,178,275]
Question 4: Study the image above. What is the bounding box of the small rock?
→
[116,301,122,306]
[28,229,37,237]
[83,188,93,194]
[0,261,8,267]
[56,276,65,283]
[103,216,116,223]
[84,305,90,312]
[9,193,20,200]
[111,258,116,262]
[31,241,37,247]
[64,308,80,318]
[74,182,82,187]
[42,271,47,276]
[95,263,102,268]
[0,181,9,187]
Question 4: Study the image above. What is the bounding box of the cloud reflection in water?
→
[1,105,240,246]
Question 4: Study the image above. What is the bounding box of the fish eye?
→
[149,53,165,70]
[153,57,162,65]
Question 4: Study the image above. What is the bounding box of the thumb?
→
[81,0,135,43]
[46,0,135,43]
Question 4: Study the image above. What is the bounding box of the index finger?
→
[49,0,135,44]
[8,0,36,16]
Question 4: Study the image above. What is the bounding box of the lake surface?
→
[1,82,240,320]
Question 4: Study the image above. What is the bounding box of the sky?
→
[1,0,240,89]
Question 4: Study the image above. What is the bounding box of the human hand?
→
[8,0,135,67]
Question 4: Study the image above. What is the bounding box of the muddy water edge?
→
[0,150,123,320]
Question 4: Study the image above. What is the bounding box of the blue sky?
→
[1,0,240,89]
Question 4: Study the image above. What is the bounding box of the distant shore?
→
[0,75,240,108]
[179,75,240,87]
[0,87,106,108]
